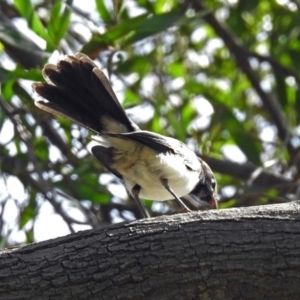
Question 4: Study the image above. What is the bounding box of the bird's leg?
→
[131,184,150,219]
[160,177,191,213]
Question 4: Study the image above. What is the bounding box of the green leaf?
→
[166,61,185,77]
[13,0,33,20]
[71,173,111,203]
[34,137,49,161]
[151,113,163,133]
[219,199,237,209]
[96,0,114,24]
[185,79,204,94]
[231,129,261,165]
[237,0,259,11]
[0,67,10,82]
[166,109,186,141]
[82,13,148,54]
[47,2,72,46]
[123,89,141,107]
[13,0,53,48]
[54,167,111,204]
[123,10,182,46]
[83,10,183,54]
[117,56,151,76]
[221,109,262,165]
[275,73,287,108]
[25,229,34,244]
[1,80,15,101]
[181,102,197,128]
[18,188,37,232]
[154,0,178,14]
[19,200,36,229]
[0,66,43,82]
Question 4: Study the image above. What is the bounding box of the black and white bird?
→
[32,52,218,218]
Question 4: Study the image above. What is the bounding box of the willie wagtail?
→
[32,53,218,218]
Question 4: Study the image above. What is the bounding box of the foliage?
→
[0,0,299,246]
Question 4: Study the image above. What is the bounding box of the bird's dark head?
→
[181,159,218,210]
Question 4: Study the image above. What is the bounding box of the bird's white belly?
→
[123,152,200,201]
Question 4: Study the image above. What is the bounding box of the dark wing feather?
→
[108,131,175,154]
[91,146,123,179]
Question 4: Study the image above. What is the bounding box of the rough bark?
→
[1,201,300,300]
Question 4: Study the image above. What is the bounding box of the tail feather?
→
[34,84,102,133]
[33,53,138,134]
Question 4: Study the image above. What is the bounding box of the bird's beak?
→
[181,193,218,211]
[209,196,218,209]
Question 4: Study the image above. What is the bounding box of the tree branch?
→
[1,201,300,299]
[204,156,292,189]
[249,51,300,86]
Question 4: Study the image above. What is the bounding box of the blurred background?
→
[0,0,299,246]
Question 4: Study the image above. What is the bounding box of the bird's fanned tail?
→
[33,52,137,134]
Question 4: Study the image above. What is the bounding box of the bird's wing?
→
[91,145,123,179]
[107,131,176,154]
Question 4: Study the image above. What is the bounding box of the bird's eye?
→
[211,179,216,190]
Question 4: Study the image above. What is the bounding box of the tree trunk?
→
[1,201,300,300]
